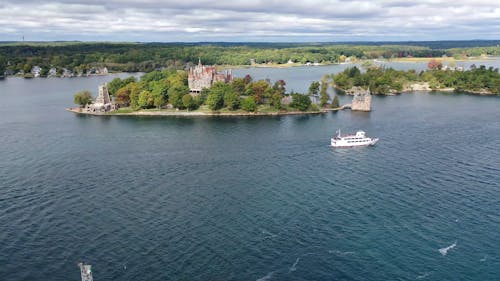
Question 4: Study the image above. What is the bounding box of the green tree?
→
[209,82,236,110]
[230,78,246,95]
[223,91,240,110]
[198,88,210,105]
[108,78,124,96]
[206,91,224,110]
[74,90,93,107]
[331,96,340,108]
[319,81,329,107]
[23,63,32,74]
[290,93,311,111]
[241,96,257,112]
[154,95,165,109]
[168,84,189,108]
[270,93,282,109]
[308,81,320,96]
[40,67,49,77]
[138,90,154,108]
[182,94,196,110]
[0,55,6,77]
[128,83,142,109]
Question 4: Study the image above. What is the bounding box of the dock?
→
[78,262,93,281]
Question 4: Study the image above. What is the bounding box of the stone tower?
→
[351,88,372,111]
[95,83,111,105]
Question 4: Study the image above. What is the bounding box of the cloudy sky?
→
[0,0,499,42]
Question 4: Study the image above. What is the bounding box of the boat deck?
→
[79,263,93,281]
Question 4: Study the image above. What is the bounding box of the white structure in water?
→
[78,262,93,281]
[351,88,372,111]
[85,83,116,113]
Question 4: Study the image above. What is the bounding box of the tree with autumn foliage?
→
[427,59,443,70]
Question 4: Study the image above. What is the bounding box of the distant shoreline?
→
[4,56,499,79]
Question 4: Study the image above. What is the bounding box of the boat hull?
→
[331,138,378,148]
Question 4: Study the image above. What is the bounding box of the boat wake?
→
[261,229,277,239]
[289,258,300,272]
[416,272,431,279]
[438,241,457,256]
[256,271,273,281]
[480,255,487,262]
[328,250,356,256]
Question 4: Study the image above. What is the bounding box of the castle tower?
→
[351,88,372,111]
[95,83,111,105]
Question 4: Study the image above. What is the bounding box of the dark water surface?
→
[0,72,499,281]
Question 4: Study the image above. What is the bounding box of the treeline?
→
[76,70,331,112]
[331,65,500,95]
[2,42,499,75]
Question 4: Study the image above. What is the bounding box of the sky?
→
[0,0,499,42]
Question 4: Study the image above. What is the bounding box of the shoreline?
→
[67,107,345,117]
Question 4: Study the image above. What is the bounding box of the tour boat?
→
[331,130,378,148]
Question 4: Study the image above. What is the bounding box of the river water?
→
[0,63,499,280]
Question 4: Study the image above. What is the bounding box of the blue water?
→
[1,70,499,280]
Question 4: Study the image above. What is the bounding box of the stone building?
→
[351,88,372,111]
[188,59,233,93]
[85,83,116,113]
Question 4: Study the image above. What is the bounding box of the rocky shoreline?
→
[67,107,344,117]
[342,84,497,96]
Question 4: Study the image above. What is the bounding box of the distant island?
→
[330,62,500,96]
[69,60,342,117]
[1,41,500,77]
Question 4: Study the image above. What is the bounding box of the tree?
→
[182,94,196,110]
[247,80,270,104]
[108,77,124,96]
[273,79,286,95]
[23,63,32,74]
[0,55,6,77]
[154,95,165,109]
[428,59,443,70]
[40,67,49,77]
[241,96,257,112]
[138,90,154,108]
[308,81,320,96]
[270,93,282,109]
[114,87,131,106]
[168,84,189,109]
[206,91,224,110]
[128,83,142,109]
[319,81,329,107]
[223,91,240,110]
[243,74,253,84]
[230,78,246,95]
[74,90,93,107]
[290,93,311,111]
[348,66,361,78]
[331,96,340,108]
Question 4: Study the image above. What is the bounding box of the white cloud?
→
[0,0,498,41]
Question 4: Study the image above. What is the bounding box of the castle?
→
[188,60,233,93]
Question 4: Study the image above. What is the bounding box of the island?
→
[330,62,500,96]
[69,60,343,117]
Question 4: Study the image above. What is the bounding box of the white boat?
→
[331,130,378,148]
